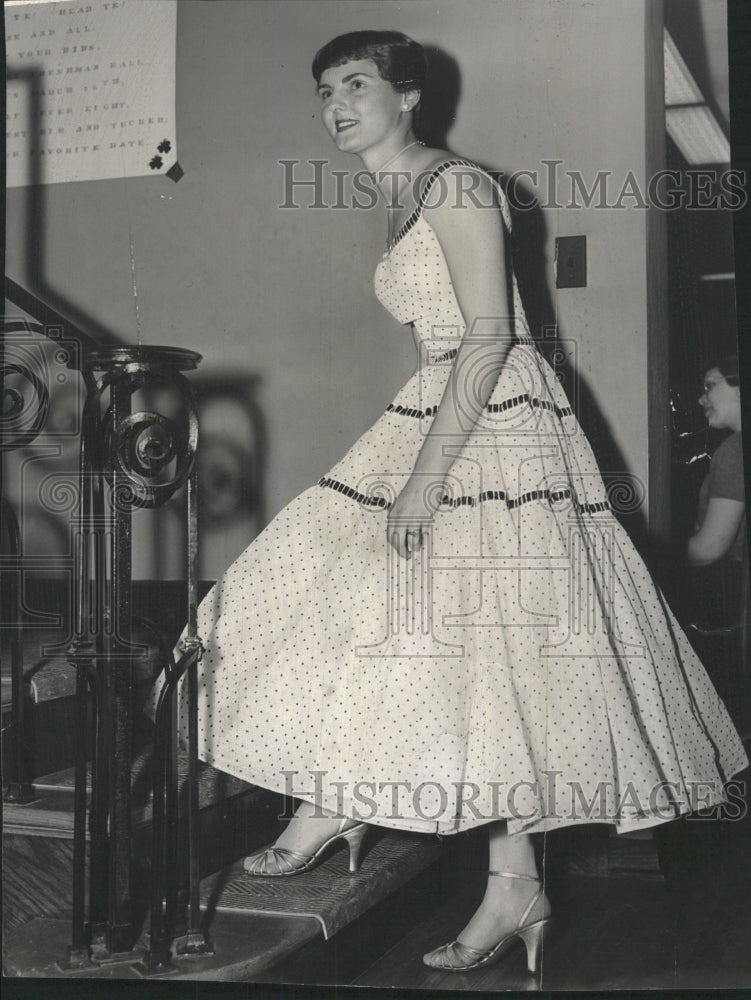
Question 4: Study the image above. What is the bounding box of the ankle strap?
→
[488,870,540,881]
[488,870,544,927]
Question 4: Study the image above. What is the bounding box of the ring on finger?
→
[405,528,422,553]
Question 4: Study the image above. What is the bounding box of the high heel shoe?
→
[422,870,551,975]
[243,817,368,877]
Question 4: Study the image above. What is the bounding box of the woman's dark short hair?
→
[312,30,427,95]
[707,354,740,388]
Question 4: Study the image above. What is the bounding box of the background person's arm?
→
[687,497,746,566]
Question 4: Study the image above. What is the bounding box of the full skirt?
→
[168,343,748,835]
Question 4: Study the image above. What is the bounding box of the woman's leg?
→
[454,821,551,950]
[271,799,359,853]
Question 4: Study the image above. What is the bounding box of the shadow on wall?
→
[419,45,652,552]
[418,46,461,150]
[135,372,268,582]
[7,66,126,348]
[193,374,268,581]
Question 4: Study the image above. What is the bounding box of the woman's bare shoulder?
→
[416,154,495,201]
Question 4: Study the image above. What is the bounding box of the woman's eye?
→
[319,90,331,102]
[350,79,365,90]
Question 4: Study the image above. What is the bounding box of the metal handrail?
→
[0,497,34,803]
[3,277,205,968]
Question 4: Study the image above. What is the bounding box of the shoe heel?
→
[342,824,367,874]
[518,920,547,975]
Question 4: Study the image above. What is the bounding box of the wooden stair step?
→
[200,828,444,940]
[2,912,324,981]
[2,746,260,840]
[1,629,77,708]
[0,626,169,708]
[3,829,445,981]
[1,579,216,710]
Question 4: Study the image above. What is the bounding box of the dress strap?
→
[389,158,512,252]
[414,158,476,212]
[487,870,540,881]
[418,159,513,231]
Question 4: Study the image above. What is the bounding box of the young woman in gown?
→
[171,31,748,973]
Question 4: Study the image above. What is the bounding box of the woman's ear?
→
[401,88,421,112]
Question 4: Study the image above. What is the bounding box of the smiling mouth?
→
[335,119,359,133]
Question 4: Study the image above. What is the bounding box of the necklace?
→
[373,139,425,252]
[372,138,423,176]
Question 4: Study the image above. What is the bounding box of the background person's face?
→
[699,367,741,432]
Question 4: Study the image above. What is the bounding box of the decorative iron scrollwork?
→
[1,359,50,451]
[113,410,191,507]
[84,351,200,511]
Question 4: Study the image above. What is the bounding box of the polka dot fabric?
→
[161,160,747,836]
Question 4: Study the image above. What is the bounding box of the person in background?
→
[686,354,749,736]
[688,355,746,567]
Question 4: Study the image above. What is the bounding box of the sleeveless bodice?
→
[373,159,531,355]
[375,213,466,337]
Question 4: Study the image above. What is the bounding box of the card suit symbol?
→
[149,155,163,170]
[157,139,172,154]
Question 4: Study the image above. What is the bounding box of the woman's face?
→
[317,58,407,156]
[699,367,742,432]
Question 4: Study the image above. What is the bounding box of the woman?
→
[171,31,747,975]
[688,356,746,567]
[686,355,748,736]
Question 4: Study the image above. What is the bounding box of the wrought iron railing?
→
[2,278,207,969]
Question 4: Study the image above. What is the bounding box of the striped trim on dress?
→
[384,392,573,420]
[318,476,610,516]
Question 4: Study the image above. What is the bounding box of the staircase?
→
[3,753,445,980]
[2,586,447,980]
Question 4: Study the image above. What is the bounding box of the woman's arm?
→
[387,167,514,557]
[687,497,746,566]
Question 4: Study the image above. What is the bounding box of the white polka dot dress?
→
[167,160,747,836]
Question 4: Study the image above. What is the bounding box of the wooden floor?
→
[5,792,751,994]
[3,836,79,932]
[256,804,751,991]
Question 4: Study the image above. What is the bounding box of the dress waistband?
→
[422,335,536,366]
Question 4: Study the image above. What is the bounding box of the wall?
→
[5,0,662,579]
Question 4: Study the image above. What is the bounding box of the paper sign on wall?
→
[6,0,178,186]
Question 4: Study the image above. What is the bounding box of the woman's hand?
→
[387,480,439,558]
